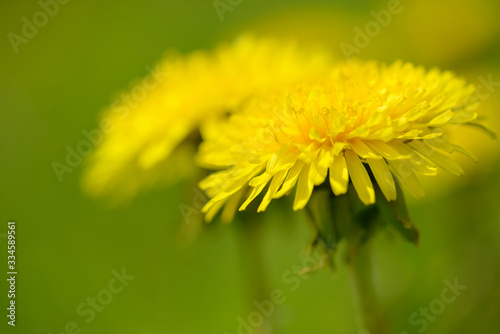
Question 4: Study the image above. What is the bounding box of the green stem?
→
[348,240,390,334]
[236,216,271,334]
[239,218,269,302]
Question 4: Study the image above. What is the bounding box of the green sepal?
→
[374,182,420,246]
[303,187,340,271]
[344,188,381,258]
[303,173,419,271]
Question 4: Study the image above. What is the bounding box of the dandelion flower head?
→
[198,60,481,221]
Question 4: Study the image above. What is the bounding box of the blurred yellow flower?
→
[82,35,333,201]
[198,61,481,221]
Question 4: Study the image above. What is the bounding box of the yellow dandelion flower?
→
[198,60,481,222]
[82,35,332,201]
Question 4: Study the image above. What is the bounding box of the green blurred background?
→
[1,0,500,333]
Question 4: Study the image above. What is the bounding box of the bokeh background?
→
[1,0,500,333]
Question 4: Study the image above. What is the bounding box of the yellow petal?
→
[401,101,429,121]
[293,164,314,210]
[274,160,304,198]
[204,199,227,222]
[239,182,268,211]
[249,172,272,187]
[409,153,438,175]
[350,139,382,159]
[428,110,453,127]
[367,158,397,201]
[344,150,375,205]
[258,170,288,212]
[387,160,425,199]
[265,147,298,174]
[221,187,245,223]
[329,153,349,196]
[408,142,464,176]
[367,140,411,160]
[310,150,331,185]
[427,139,478,163]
